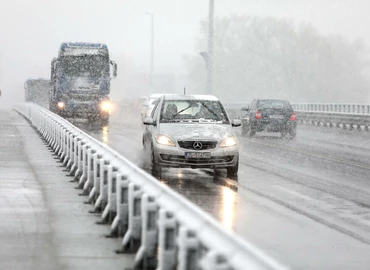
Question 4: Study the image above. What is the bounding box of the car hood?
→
[158,123,235,141]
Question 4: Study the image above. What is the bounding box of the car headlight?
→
[101,101,111,112]
[155,134,176,147]
[219,136,237,147]
[57,101,65,109]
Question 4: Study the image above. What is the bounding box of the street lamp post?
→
[146,12,154,93]
[207,0,214,95]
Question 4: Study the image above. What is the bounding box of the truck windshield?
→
[61,54,109,78]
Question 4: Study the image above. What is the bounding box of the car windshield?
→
[160,100,229,124]
[257,100,292,109]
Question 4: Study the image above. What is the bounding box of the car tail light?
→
[255,110,262,119]
[289,111,296,121]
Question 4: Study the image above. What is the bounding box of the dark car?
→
[241,99,297,138]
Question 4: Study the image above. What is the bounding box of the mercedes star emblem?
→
[193,141,203,150]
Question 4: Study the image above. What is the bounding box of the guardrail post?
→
[110,173,129,237]
[82,148,95,194]
[177,228,200,270]
[54,125,63,156]
[62,132,73,167]
[135,194,158,269]
[58,128,67,160]
[156,209,177,270]
[88,153,102,203]
[93,161,111,213]
[69,136,81,176]
[77,144,89,187]
[100,167,119,224]
[119,183,143,253]
[65,134,76,170]
[73,140,84,181]
[199,251,230,270]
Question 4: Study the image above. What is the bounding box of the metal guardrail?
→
[224,103,370,131]
[224,102,370,115]
[291,103,370,114]
[13,103,287,270]
[295,111,370,131]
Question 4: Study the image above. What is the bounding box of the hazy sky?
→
[1,0,370,107]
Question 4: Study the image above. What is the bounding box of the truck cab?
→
[50,42,117,126]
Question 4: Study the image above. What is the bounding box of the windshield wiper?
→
[171,105,193,118]
[198,102,219,118]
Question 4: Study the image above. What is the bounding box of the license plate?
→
[185,152,211,159]
[269,115,284,119]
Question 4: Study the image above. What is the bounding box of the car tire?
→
[241,125,248,136]
[142,136,147,149]
[289,128,297,140]
[281,129,288,138]
[227,158,239,178]
[151,147,162,178]
[98,117,109,127]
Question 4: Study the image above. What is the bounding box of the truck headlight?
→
[57,102,65,109]
[100,101,111,112]
[219,136,237,147]
[155,135,175,147]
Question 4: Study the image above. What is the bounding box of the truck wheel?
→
[100,118,109,127]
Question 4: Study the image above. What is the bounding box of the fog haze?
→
[1,0,370,107]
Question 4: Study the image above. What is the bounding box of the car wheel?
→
[241,125,248,136]
[98,116,109,127]
[227,165,239,177]
[281,129,288,138]
[247,123,255,137]
[151,147,162,178]
[227,158,239,178]
[142,136,147,149]
[289,128,297,140]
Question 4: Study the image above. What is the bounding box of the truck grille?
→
[69,90,100,101]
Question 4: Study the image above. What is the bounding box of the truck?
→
[49,42,117,125]
[24,78,50,108]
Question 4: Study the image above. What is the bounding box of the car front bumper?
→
[153,143,239,169]
[243,119,297,132]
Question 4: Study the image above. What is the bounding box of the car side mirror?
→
[232,119,241,127]
[143,117,156,126]
[110,60,117,78]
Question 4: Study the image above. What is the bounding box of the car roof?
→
[162,94,220,101]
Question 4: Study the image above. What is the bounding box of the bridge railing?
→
[13,103,287,270]
[291,103,370,114]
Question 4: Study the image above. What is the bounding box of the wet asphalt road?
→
[78,110,370,270]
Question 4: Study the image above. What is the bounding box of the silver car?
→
[142,94,241,178]
[140,93,167,122]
